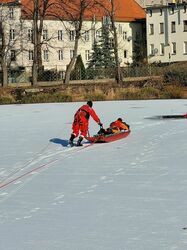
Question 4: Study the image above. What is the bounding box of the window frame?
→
[183,41,187,54]
[183,20,187,32]
[58,50,64,61]
[171,21,176,33]
[43,29,48,41]
[58,30,63,41]
[160,43,164,56]
[10,50,16,61]
[85,50,91,61]
[149,24,154,35]
[69,30,75,41]
[43,49,49,62]
[171,42,176,55]
[28,50,34,61]
[159,22,164,34]
[9,7,14,19]
[9,29,15,40]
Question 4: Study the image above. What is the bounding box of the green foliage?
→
[132,36,146,66]
[87,40,103,69]
[70,55,86,80]
[88,25,115,69]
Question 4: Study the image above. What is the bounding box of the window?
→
[124,50,127,58]
[123,31,127,40]
[96,29,102,40]
[183,41,187,54]
[170,7,174,14]
[69,30,75,41]
[160,43,164,55]
[28,50,34,61]
[10,50,16,61]
[160,23,164,34]
[43,30,48,40]
[43,50,49,61]
[184,20,187,32]
[118,24,122,35]
[9,29,15,40]
[171,21,176,33]
[58,50,63,60]
[149,44,154,55]
[149,24,154,35]
[160,9,163,16]
[109,38,114,48]
[58,30,63,41]
[184,6,186,13]
[83,31,89,42]
[148,10,152,17]
[28,29,33,42]
[70,50,74,59]
[103,16,111,25]
[171,42,176,54]
[85,50,90,61]
[9,8,14,19]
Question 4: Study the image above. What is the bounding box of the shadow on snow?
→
[50,138,69,147]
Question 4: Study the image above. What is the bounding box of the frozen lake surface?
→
[0,99,187,250]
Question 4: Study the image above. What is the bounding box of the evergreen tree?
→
[132,36,146,66]
[100,25,115,68]
[87,39,103,69]
[71,55,86,80]
[88,25,115,69]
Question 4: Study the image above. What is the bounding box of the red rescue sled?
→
[86,130,131,143]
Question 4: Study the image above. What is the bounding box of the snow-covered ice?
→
[0,100,187,250]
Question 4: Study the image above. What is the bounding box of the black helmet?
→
[87,101,93,108]
[117,118,122,122]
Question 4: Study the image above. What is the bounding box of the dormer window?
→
[148,10,152,17]
[171,7,175,14]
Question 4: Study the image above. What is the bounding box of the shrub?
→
[21,92,72,104]
[85,92,106,101]
[162,86,183,99]
[164,64,187,86]
[0,95,15,104]
[139,87,160,99]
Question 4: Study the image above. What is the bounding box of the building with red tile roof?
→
[0,0,146,76]
[0,0,145,21]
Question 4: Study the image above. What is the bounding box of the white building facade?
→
[1,1,145,74]
[146,2,187,63]
[136,0,187,8]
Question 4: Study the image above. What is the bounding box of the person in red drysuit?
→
[98,118,129,135]
[69,101,102,146]
[109,118,130,133]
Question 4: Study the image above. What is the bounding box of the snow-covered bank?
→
[0,100,187,250]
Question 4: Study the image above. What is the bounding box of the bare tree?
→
[0,2,26,87]
[94,0,122,84]
[23,0,60,85]
[58,0,95,84]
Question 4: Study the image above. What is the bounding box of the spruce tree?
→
[88,24,115,69]
[100,25,115,68]
[87,39,103,69]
